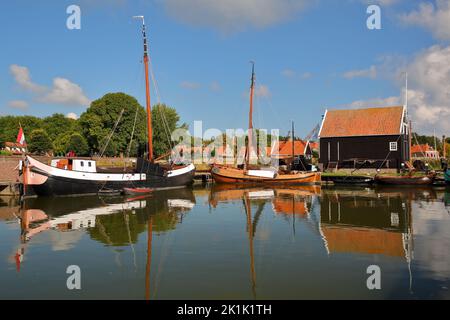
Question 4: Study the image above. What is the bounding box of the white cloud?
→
[181,81,201,90]
[39,78,90,106]
[400,0,450,40]
[210,81,221,92]
[163,0,311,33]
[8,100,29,110]
[9,64,46,93]
[9,65,90,107]
[255,84,271,98]
[349,96,401,108]
[343,65,377,79]
[360,0,402,6]
[281,69,296,78]
[281,69,312,79]
[66,112,79,120]
[348,45,450,134]
[301,72,313,79]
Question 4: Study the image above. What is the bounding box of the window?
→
[389,142,398,152]
[80,161,84,167]
[88,162,92,167]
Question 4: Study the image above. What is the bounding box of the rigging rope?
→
[148,57,174,153]
[124,104,140,171]
[99,108,125,158]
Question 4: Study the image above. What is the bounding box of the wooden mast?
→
[291,120,295,169]
[243,194,256,298]
[145,216,153,300]
[136,16,153,162]
[245,62,256,170]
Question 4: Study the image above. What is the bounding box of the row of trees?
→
[0,93,182,157]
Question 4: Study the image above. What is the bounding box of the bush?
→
[0,150,13,156]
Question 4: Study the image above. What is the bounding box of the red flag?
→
[16,126,26,145]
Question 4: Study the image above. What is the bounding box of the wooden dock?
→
[0,182,20,196]
[194,171,212,183]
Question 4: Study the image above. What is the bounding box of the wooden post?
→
[443,135,447,159]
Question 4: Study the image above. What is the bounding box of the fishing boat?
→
[211,63,321,186]
[374,172,436,185]
[21,16,195,198]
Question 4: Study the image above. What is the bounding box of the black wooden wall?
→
[319,135,410,169]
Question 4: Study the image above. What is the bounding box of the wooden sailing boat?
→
[211,63,320,185]
[21,16,195,198]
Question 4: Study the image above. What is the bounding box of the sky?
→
[0,0,449,138]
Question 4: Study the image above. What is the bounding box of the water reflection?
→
[0,186,449,299]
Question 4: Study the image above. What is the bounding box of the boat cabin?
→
[51,158,97,173]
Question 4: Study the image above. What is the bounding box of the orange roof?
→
[319,106,404,138]
[273,198,308,216]
[322,226,405,257]
[309,142,319,151]
[271,140,307,157]
[5,142,27,148]
[411,144,434,154]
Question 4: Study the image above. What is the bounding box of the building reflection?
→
[319,188,413,257]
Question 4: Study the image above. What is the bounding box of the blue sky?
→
[1,0,449,137]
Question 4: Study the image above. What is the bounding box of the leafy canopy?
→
[28,129,53,155]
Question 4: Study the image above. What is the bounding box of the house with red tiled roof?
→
[318,106,410,170]
[411,144,439,159]
[3,142,27,155]
[270,140,310,159]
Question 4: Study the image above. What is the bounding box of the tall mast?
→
[134,16,153,162]
[405,71,408,112]
[243,194,256,298]
[245,62,256,170]
[291,120,295,164]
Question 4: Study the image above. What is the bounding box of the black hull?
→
[324,175,375,186]
[25,169,195,198]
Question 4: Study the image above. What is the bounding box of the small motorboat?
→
[374,172,436,185]
[325,175,375,186]
[122,187,153,196]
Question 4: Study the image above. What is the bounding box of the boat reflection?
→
[210,185,321,298]
[13,188,196,299]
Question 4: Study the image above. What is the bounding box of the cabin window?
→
[88,162,92,167]
[80,161,84,167]
[389,142,398,152]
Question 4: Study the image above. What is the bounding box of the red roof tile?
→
[319,106,405,138]
[271,140,307,158]
[411,144,433,154]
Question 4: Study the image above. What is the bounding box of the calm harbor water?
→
[0,185,449,300]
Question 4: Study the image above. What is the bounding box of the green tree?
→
[28,129,53,155]
[152,103,186,157]
[0,115,44,147]
[53,133,90,156]
[67,133,89,156]
[53,133,71,155]
[79,93,147,156]
[43,113,79,141]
